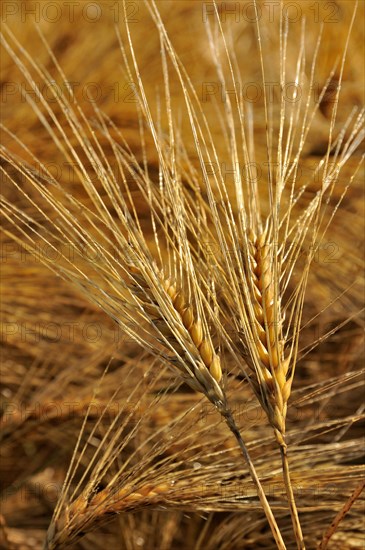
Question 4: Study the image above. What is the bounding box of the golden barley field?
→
[1,1,364,549]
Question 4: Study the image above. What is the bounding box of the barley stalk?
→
[233,228,305,549]
[126,263,287,549]
[44,481,171,549]
[318,479,365,549]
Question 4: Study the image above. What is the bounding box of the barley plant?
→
[1,1,364,549]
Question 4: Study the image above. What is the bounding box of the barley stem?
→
[318,479,365,550]
[280,443,305,550]
[223,410,287,550]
